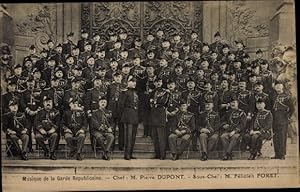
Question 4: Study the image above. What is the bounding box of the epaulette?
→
[18,89,26,94]
[264,109,271,114]
[7,75,15,80]
[16,112,25,118]
[186,111,194,116]
[44,87,51,91]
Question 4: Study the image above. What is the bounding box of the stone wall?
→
[4,3,81,65]
[2,1,296,63]
[202,0,295,59]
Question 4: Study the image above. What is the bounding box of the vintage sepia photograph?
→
[1,1,298,191]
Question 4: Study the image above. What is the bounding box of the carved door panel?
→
[81,1,202,43]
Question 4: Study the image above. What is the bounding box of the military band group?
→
[0,29,295,161]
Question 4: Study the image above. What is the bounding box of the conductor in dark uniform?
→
[149,78,169,159]
[118,75,139,160]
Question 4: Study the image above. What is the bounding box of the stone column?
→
[270,0,295,45]
[202,1,230,44]
[56,3,81,43]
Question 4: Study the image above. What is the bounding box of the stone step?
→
[2,149,252,160]
[136,127,145,136]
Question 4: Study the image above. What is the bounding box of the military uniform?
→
[41,87,65,112]
[107,82,127,149]
[200,91,219,112]
[158,47,173,61]
[129,47,146,60]
[84,87,106,116]
[91,40,105,53]
[35,56,48,72]
[1,88,21,114]
[248,109,273,159]
[90,108,114,159]
[34,103,60,159]
[118,87,139,160]
[77,38,89,53]
[236,89,252,115]
[271,92,294,159]
[108,48,121,61]
[166,89,181,144]
[181,89,201,115]
[142,74,157,137]
[189,39,203,53]
[95,58,110,69]
[218,89,234,117]
[149,87,169,159]
[195,76,208,92]
[250,92,271,113]
[62,40,76,55]
[41,66,56,87]
[155,66,173,86]
[259,69,273,94]
[23,53,40,66]
[168,110,196,159]
[82,65,97,90]
[172,73,188,91]
[20,88,42,151]
[198,110,220,158]
[7,74,27,93]
[220,108,247,159]
[61,108,87,159]
[63,88,85,110]
[2,108,30,160]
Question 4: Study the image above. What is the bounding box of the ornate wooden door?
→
[81,2,202,43]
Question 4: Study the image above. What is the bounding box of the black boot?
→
[257,151,262,157]
[222,153,230,160]
[21,152,28,161]
[50,152,57,160]
[69,149,77,158]
[228,153,233,160]
[171,153,177,161]
[201,152,208,161]
[76,153,83,161]
[44,149,49,158]
[248,153,254,160]
[102,152,110,161]
[251,152,257,160]
[271,155,280,159]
